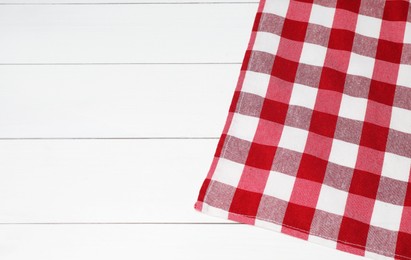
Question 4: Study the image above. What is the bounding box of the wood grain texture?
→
[0,4,256,63]
[0,64,238,138]
[0,224,363,260]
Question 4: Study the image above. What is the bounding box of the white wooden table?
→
[0,1,362,259]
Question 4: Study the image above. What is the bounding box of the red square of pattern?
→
[271,56,299,83]
[368,80,396,106]
[319,67,346,93]
[281,18,308,42]
[309,111,338,138]
[396,232,411,260]
[383,1,410,22]
[328,28,356,52]
[338,217,370,250]
[360,122,389,151]
[229,189,263,218]
[197,178,211,203]
[215,134,228,158]
[297,154,328,183]
[336,0,361,13]
[260,99,289,125]
[229,91,241,113]
[283,202,316,233]
[245,142,277,171]
[349,169,380,199]
[252,12,263,32]
[376,39,403,64]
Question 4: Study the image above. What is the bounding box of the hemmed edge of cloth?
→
[194,200,406,260]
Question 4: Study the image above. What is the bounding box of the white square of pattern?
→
[404,22,411,44]
[264,171,295,201]
[355,15,382,39]
[390,107,411,134]
[263,0,290,18]
[347,53,375,79]
[289,83,318,110]
[316,185,348,216]
[329,139,359,168]
[253,32,281,55]
[370,200,403,231]
[241,71,271,98]
[227,113,259,142]
[278,126,308,153]
[212,158,244,188]
[397,64,411,88]
[338,94,368,121]
[309,4,335,28]
[300,42,327,67]
[382,153,411,182]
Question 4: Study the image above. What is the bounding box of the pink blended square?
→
[304,132,333,161]
[400,207,411,233]
[372,59,400,85]
[265,77,294,103]
[285,0,313,22]
[337,243,365,257]
[344,194,375,223]
[380,20,408,43]
[289,178,322,207]
[332,9,359,30]
[323,48,351,72]
[229,212,255,225]
[363,100,392,127]
[355,146,385,175]
[237,165,270,193]
[282,225,309,240]
[276,37,305,63]
[253,119,284,146]
[314,89,343,115]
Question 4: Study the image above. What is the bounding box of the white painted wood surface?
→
[0,65,237,138]
[0,4,256,63]
[0,225,362,260]
[0,2,361,259]
[0,139,221,223]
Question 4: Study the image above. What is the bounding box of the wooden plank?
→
[0,64,238,138]
[0,139,225,223]
[0,4,256,63]
[0,224,363,260]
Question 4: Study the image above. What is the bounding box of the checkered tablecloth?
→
[195,0,411,259]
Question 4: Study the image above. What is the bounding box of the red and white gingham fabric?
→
[195,0,411,259]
